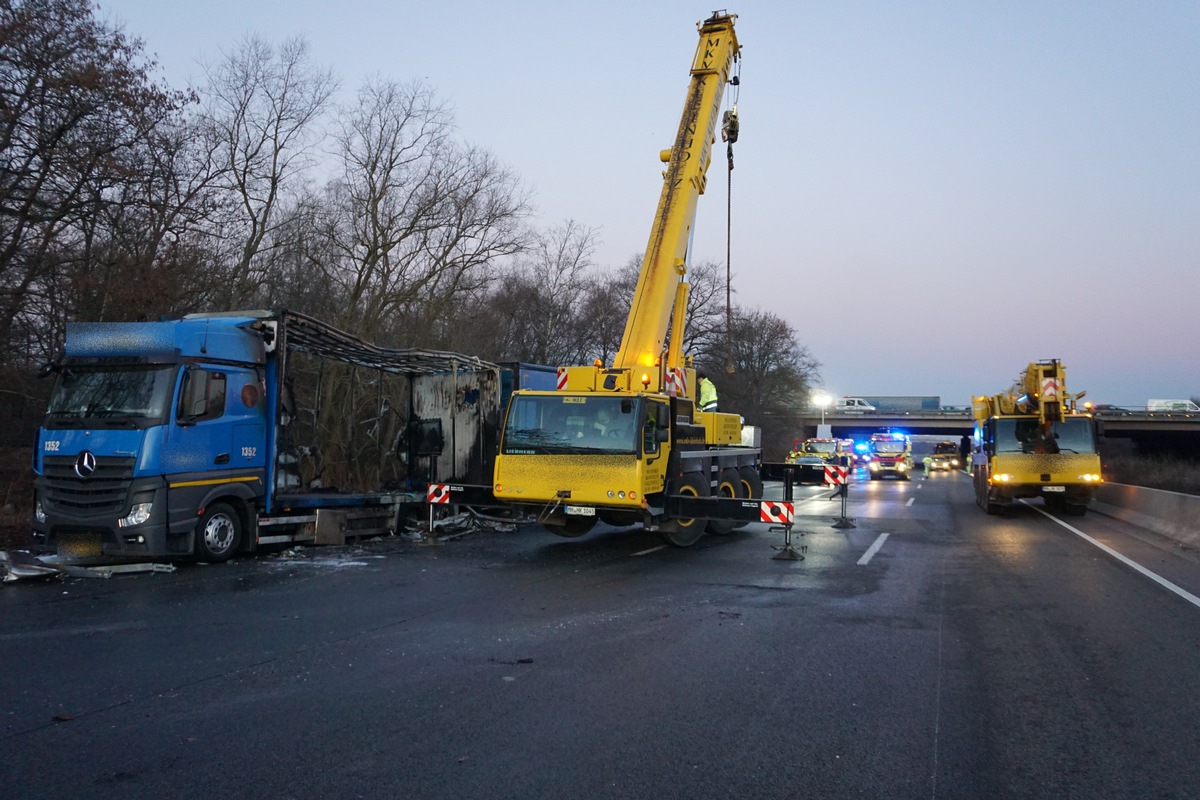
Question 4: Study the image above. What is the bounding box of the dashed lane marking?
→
[857,533,890,565]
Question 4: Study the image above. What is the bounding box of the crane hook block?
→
[721,106,739,144]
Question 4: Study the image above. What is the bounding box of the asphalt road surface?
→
[3,469,1199,799]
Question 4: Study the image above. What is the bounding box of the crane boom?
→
[613,11,740,374]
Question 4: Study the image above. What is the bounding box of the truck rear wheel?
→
[738,466,764,500]
[660,472,708,547]
[707,468,745,535]
[195,502,241,563]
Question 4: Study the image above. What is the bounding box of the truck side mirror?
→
[656,404,671,428]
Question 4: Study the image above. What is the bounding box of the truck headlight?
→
[118,501,153,528]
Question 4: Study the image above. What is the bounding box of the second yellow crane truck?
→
[971,359,1103,515]
[492,12,763,546]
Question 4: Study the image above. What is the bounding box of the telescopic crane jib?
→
[607,11,741,389]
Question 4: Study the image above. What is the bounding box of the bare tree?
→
[323,77,530,342]
[460,220,597,365]
[0,0,186,362]
[574,274,629,365]
[698,307,821,460]
[66,114,231,323]
[604,254,729,363]
[199,35,337,306]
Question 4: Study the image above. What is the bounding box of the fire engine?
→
[866,431,913,480]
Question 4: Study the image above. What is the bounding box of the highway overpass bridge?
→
[802,409,1200,456]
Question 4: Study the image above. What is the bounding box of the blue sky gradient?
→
[97,0,1200,407]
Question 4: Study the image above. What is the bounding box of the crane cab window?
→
[501,395,640,455]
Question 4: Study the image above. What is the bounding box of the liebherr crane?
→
[492,11,761,546]
[971,359,1103,514]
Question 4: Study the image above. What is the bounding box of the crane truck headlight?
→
[992,473,1013,483]
[1079,474,1102,482]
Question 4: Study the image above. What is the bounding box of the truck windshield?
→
[996,417,1097,454]
[502,395,641,455]
[933,443,957,455]
[46,364,176,426]
[803,441,836,454]
[871,441,907,454]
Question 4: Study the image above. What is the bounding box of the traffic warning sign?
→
[760,501,794,524]
[824,465,848,485]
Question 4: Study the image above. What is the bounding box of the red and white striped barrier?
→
[760,501,794,524]
[824,465,848,485]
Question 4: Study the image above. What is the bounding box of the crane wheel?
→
[738,465,764,500]
[708,468,746,535]
[659,472,708,547]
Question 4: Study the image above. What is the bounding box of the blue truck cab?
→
[32,313,275,562]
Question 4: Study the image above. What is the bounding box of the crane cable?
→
[721,58,741,374]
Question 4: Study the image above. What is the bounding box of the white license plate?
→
[1042,485,1066,493]
[565,505,595,516]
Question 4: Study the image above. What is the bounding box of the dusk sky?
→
[97,0,1200,408]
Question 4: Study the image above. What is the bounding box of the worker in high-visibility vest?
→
[697,371,719,412]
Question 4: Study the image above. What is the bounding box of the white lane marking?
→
[906,497,915,507]
[1026,502,1200,610]
[857,533,890,565]
[631,545,668,557]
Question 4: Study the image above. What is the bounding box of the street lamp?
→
[814,393,831,426]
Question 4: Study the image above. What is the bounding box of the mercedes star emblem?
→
[74,450,97,478]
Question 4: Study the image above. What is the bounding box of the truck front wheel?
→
[660,472,708,547]
[195,502,242,563]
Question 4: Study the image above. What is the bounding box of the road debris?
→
[1,550,176,583]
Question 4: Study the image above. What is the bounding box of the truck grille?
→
[42,455,136,515]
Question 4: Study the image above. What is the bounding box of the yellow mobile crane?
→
[971,359,1103,515]
[492,11,760,546]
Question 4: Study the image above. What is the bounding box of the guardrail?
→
[1090,483,1200,550]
